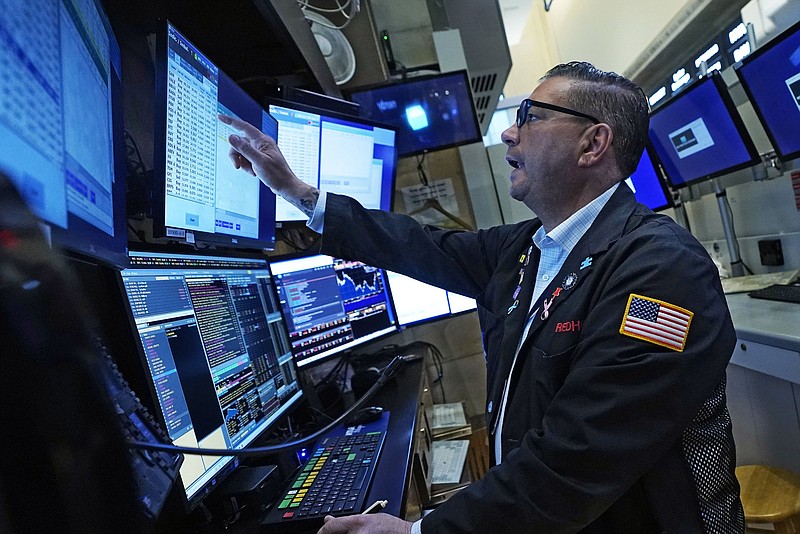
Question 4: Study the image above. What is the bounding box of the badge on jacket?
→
[619,293,693,352]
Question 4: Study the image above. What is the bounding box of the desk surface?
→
[363,358,424,518]
[725,292,800,352]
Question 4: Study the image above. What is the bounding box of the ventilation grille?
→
[471,71,501,134]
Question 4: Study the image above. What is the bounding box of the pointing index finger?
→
[217,113,264,139]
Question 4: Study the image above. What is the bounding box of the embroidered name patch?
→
[619,294,693,352]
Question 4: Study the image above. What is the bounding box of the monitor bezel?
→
[265,97,399,223]
[345,70,484,157]
[648,72,760,189]
[152,21,277,250]
[268,250,399,369]
[735,18,800,162]
[117,245,303,510]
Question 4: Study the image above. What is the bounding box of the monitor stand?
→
[713,179,745,278]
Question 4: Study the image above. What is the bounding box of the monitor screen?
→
[625,145,673,211]
[154,23,277,249]
[385,271,451,327]
[267,100,398,222]
[736,19,800,161]
[347,70,483,157]
[119,250,302,508]
[270,253,398,368]
[447,290,478,315]
[648,73,759,188]
[0,0,128,267]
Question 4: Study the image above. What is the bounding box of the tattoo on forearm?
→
[298,189,320,218]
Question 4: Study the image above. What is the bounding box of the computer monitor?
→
[385,271,451,327]
[267,99,398,222]
[347,70,483,157]
[447,290,478,315]
[735,19,800,161]
[0,0,128,267]
[118,250,302,509]
[154,23,277,249]
[269,253,398,368]
[625,145,673,211]
[648,73,759,189]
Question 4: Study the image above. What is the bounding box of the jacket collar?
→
[526,183,639,332]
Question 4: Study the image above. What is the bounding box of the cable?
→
[357,340,447,403]
[128,356,404,457]
[298,0,354,14]
[297,0,358,30]
[416,153,430,186]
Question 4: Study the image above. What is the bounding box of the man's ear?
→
[577,123,613,168]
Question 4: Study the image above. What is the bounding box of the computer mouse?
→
[349,406,384,425]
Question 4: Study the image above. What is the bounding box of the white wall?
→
[503,0,692,96]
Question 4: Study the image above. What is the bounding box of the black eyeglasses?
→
[516,99,601,128]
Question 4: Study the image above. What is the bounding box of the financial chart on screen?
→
[120,251,302,508]
[270,254,397,367]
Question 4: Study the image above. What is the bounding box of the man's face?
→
[501,77,592,213]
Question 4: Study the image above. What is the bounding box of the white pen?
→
[361,499,388,514]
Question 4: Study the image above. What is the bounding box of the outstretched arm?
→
[218,113,320,218]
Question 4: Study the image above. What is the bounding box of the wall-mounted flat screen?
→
[648,73,759,188]
[347,70,482,157]
[736,19,800,161]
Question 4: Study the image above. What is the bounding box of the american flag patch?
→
[619,294,693,352]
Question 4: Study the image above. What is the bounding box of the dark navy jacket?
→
[320,185,744,533]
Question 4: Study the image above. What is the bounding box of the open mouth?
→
[506,156,522,169]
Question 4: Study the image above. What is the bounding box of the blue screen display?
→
[627,146,671,211]
[0,0,128,266]
[736,20,800,161]
[156,23,277,249]
[347,71,482,157]
[270,254,397,367]
[268,101,397,222]
[648,74,758,188]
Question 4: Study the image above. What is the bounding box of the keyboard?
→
[260,422,387,532]
[748,283,800,304]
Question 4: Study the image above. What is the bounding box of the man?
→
[220,61,743,533]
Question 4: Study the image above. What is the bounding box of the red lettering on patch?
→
[555,320,581,332]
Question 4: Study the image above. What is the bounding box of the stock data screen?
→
[158,23,276,248]
[268,101,397,222]
[120,251,301,507]
[270,254,397,367]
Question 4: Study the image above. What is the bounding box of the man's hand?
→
[317,513,413,534]
[218,114,320,217]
